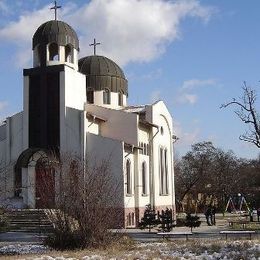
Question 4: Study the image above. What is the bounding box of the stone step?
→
[9,220,50,225]
[9,227,54,233]
[5,209,54,233]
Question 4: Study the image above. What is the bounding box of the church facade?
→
[0,19,176,227]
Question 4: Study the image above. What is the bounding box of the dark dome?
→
[33,20,79,50]
[78,55,128,95]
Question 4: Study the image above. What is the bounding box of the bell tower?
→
[32,20,79,70]
[22,19,86,153]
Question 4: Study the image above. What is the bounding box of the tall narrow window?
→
[131,212,135,226]
[126,160,131,195]
[87,88,94,104]
[164,149,168,194]
[127,213,131,226]
[159,147,168,195]
[142,162,147,195]
[103,88,111,104]
[65,44,73,63]
[118,91,123,106]
[49,43,59,61]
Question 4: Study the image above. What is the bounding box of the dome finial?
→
[89,38,101,55]
[50,1,61,21]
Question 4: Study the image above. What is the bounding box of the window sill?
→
[125,194,133,197]
[141,194,149,197]
[159,193,169,196]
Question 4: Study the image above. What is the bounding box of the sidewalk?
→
[0,232,46,244]
[126,215,228,234]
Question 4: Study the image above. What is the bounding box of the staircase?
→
[5,209,54,233]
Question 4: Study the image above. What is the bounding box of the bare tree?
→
[37,152,123,249]
[174,142,216,212]
[175,141,260,213]
[221,82,260,148]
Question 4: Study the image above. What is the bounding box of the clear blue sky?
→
[0,0,259,159]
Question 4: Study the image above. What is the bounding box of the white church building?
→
[0,18,176,227]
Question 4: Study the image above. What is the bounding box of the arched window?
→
[118,91,124,106]
[140,142,143,155]
[127,213,131,226]
[143,144,147,155]
[142,162,147,195]
[103,88,111,104]
[126,160,131,195]
[131,212,135,226]
[87,88,94,104]
[49,43,59,61]
[159,147,169,195]
[65,44,73,63]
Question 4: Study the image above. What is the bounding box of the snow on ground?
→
[0,244,47,255]
[0,240,259,259]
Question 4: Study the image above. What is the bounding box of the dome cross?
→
[89,38,101,55]
[50,1,61,21]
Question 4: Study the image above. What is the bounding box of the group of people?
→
[204,205,216,226]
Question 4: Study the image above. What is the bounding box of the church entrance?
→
[35,160,55,209]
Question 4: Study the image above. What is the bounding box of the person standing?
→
[257,208,260,222]
[249,209,254,222]
[205,207,212,226]
[211,206,216,225]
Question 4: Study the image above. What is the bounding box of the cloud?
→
[150,90,161,103]
[142,68,163,80]
[174,120,200,145]
[176,93,198,105]
[173,120,202,156]
[181,78,216,90]
[0,0,214,67]
[0,0,9,14]
[0,101,7,112]
[174,78,217,105]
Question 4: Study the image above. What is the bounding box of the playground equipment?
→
[225,193,250,214]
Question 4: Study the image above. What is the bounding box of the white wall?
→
[62,66,86,111]
[86,133,124,208]
[86,104,139,146]
[60,66,86,156]
[9,112,23,162]
[149,101,175,209]
[0,113,24,201]
[87,120,100,135]
[0,124,6,141]
[93,91,127,108]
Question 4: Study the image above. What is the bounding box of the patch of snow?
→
[0,240,259,259]
[0,243,47,255]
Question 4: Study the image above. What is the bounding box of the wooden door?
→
[35,164,55,208]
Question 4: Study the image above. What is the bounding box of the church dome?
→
[33,20,79,50]
[78,55,128,95]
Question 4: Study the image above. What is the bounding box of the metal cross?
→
[89,38,101,55]
[50,1,61,21]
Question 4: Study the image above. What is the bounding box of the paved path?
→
[0,214,259,244]
[0,232,46,243]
